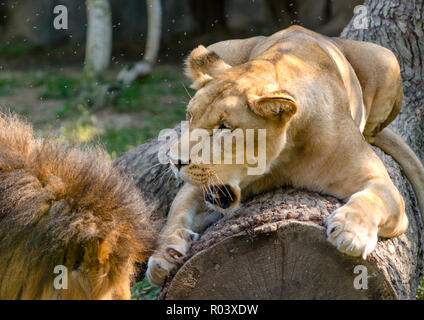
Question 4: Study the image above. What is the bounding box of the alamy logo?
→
[53,5,68,30]
[353,265,368,290]
[53,265,68,290]
[352,5,369,30]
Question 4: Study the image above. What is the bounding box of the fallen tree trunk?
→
[114,0,424,300]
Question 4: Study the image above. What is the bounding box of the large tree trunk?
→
[115,0,424,299]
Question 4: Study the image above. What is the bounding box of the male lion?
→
[146,26,424,286]
[0,113,156,299]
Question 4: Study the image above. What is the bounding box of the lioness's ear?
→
[185,45,231,89]
[251,91,298,122]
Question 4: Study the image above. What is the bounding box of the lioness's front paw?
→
[146,254,176,286]
[146,228,199,286]
[325,208,378,259]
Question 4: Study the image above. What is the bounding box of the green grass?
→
[0,78,20,96]
[114,70,193,113]
[417,277,424,300]
[37,75,80,99]
[131,278,161,300]
[25,72,80,99]
[27,71,188,160]
[0,67,188,160]
[0,44,42,57]
[0,71,80,99]
[97,127,151,159]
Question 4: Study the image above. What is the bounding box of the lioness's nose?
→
[175,159,189,170]
[169,153,190,170]
[174,159,190,170]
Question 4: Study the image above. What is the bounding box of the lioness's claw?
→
[166,247,183,260]
[146,228,200,286]
[183,229,200,243]
[164,245,186,264]
[146,254,175,286]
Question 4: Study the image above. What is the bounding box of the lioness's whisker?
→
[212,180,229,206]
[164,165,175,185]
[212,173,234,201]
[144,162,166,171]
[181,82,193,99]
[151,166,172,185]
[207,178,224,208]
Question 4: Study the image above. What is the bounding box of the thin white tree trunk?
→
[144,0,162,65]
[84,0,112,82]
[116,0,162,85]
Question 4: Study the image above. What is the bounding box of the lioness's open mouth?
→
[204,185,235,209]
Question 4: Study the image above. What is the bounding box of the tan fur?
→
[146,26,423,286]
[0,113,157,299]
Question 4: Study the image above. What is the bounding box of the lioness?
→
[0,113,156,299]
[146,26,424,286]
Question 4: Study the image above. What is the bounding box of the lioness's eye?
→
[218,124,230,130]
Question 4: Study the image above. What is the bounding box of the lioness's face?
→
[169,72,297,213]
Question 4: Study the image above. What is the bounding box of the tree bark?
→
[115,0,424,300]
[114,126,183,220]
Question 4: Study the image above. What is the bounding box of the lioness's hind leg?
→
[332,37,403,138]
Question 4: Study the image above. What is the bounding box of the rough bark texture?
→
[115,0,424,300]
